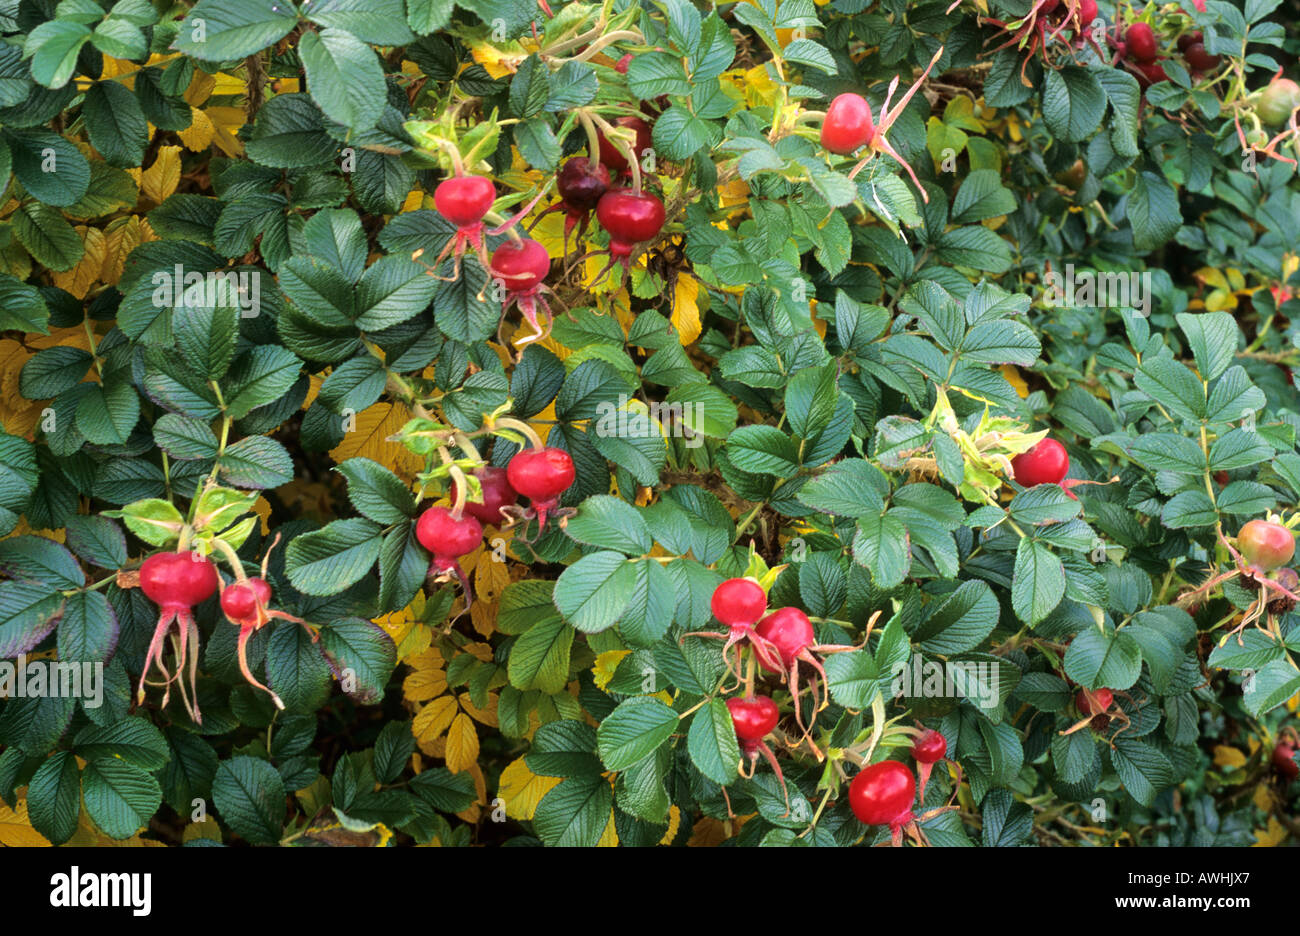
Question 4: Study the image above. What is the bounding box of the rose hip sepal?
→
[137,550,219,723]
[219,572,320,710]
[754,606,859,742]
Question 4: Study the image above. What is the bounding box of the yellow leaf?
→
[592,650,630,691]
[474,547,510,605]
[205,106,247,157]
[329,402,423,480]
[671,274,702,345]
[1000,364,1029,399]
[468,41,528,78]
[0,798,51,846]
[184,71,217,106]
[458,690,498,728]
[1213,745,1247,768]
[658,805,681,845]
[101,216,154,285]
[50,226,107,299]
[178,107,215,151]
[182,816,223,843]
[444,712,479,773]
[597,806,618,846]
[400,189,425,213]
[497,757,561,820]
[413,695,458,752]
[1252,817,1289,846]
[141,145,182,204]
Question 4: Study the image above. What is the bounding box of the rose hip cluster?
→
[414,444,576,606]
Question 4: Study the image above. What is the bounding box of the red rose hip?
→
[711,578,768,628]
[1010,438,1069,487]
[849,760,916,826]
[820,93,875,155]
[1237,519,1295,572]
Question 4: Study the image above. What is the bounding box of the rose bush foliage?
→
[0,0,1297,847]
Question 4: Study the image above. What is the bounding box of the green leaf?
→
[533,774,612,846]
[565,495,651,555]
[852,512,910,588]
[507,616,574,694]
[285,518,383,595]
[725,425,800,476]
[319,618,397,704]
[218,435,295,489]
[27,751,80,845]
[211,756,286,845]
[172,0,299,61]
[1129,171,1182,251]
[81,758,161,840]
[22,21,91,90]
[914,579,1000,654]
[1064,625,1142,690]
[337,457,415,524]
[299,28,386,129]
[1175,311,1237,383]
[58,590,117,664]
[1042,66,1106,141]
[1110,738,1175,807]
[552,551,638,634]
[355,254,438,330]
[1241,658,1300,717]
[13,202,84,270]
[951,169,1017,223]
[74,719,169,770]
[596,696,679,771]
[1012,538,1065,625]
[688,698,740,786]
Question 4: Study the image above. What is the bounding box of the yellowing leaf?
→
[458,691,498,728]
[1252,817,1289,847]
[0,798,51,846]
[497,757,561,820]
[1213,745,1247,768]
[474,547,510,604]
[141,145,182,204]
[413,695,458,752]
[101,215,154,285]
[205,106,247,157]
[329,402,422,480]
[597,806,618,846]
[49,225,107,299]
[671,274,702,345]
[1000,364,1029,398]
[592,650,630,690]
[445,713,479,773]
[178,107,215,151]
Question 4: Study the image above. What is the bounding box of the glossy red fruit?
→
[490,238,550,293]
[1273,742,1299,780]
[597,116,652,173]
[140,552,218,610]
[1183,42,1219,72]
[1177,30,1203,52]
[416,506,483,561]
[1011,438,1069,487]
[1238,519,1295,572]
[506,447,575,501]
[221,576,272,623]
[595,188,666,256]
[912,729,948,764]
[726,695,780,743]
[1076,688,1113,715]
[433,175,496,228]
[1258,78,1300,127]
[557,157,611,213]
[1076,0,1097,28]
[849,760,916,826]
[1125,23,1157,63]
[711,578,768,628]
[1135,61,1168,89]
[452,467,518,526]
[755,606,815,672]
[820,93,875,155]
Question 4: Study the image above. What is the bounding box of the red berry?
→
[820,93,875,155]
[490,238,550,294]
[849,760,916,826]
[711,578,768,628]
[614,53,633,74]
[1237,519,1295,572]
[556,157,611,214]
[597,116,652,173]
[754,606,815,672]
[140,552,218,611]
[416,506,483,561]
[595,188,666,256]
[1010,438,1069,487]
[726,695,779,743]
[506,447,575,501]
[1076,688,1113,715]
[1076,0,1097,28]
[1183,42,1219,73]
[1135,60,1168,90]
[1274,742,1299,781]
[912,729,947,764]
[1177,30,1202,52]
[433,175,496,228]
[452,466,518,526]
[1125,23,1158,63]
[221,576,272,624]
